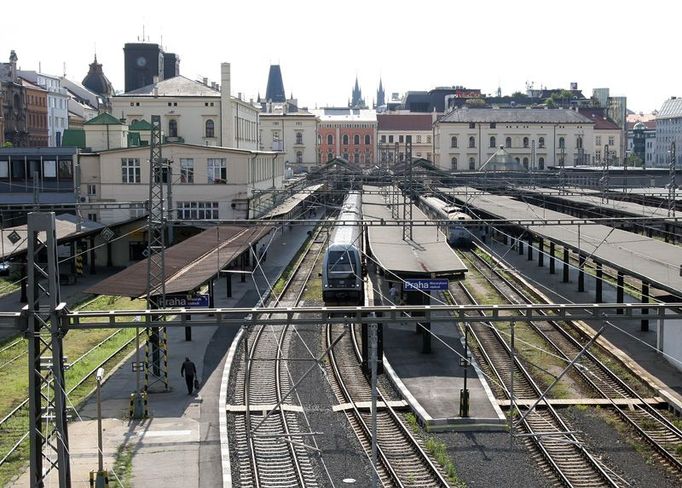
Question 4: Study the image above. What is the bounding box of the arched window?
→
[354,134,360,145]
[343,152,349,160]
[538,157,545,169]
[468,157,476,170]
[451,157,458,170]
[342,134,349,145]
[576,136,583,149]
[296,151,303,163]
[450,136,458,148]
[468,136,476,148]
[354,152,360,163]
[515,157,520,163]
[205,119,215,138]
[489,136,496,148]
[327,152,334,161]
[506,137,512,148]
[523,157,529,169]
[365,134,371,145]
[169,119,178,137]
[296,132,303,145]
[523,137,529,148]
[538,136,545,148]
[559,137,565,149]
[327,134,334,145]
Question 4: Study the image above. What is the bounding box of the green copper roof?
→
[61,129,86,149]
[129,119,153,131]
[127,132,141,147]
[84,112,123,126]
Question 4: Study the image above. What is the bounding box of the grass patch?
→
[302,260,323,302]
[110,444,134,487]
[424,437,465,487]
[0,295,143,487]
[405,412,419,433]
[0,276,20,297]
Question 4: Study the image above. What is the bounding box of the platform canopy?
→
[261,183,324,219]
[441,186,682,298]
[85,224,272,298]
[363,186,468,278]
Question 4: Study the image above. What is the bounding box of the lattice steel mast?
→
[27,212,71,487]
[669,141,677,218]
[145,115,169,391]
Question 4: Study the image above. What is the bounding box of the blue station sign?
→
[162,294,210,308]
[404,279,449,292]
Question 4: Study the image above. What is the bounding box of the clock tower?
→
[123,43,166,93]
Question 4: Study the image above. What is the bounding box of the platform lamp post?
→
[90,367,109,488]
[459,324,470,417]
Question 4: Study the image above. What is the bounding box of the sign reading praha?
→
[161,294,210,308]
[404,279,449,292]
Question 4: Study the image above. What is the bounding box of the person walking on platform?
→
[181,357,197,395]
[388,283,398,304]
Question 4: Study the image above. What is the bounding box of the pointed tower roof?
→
[265,65,286,103]
[82,54,114,97]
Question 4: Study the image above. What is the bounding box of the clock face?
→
[136,56,147,67]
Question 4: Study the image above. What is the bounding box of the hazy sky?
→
[2,0,675,113]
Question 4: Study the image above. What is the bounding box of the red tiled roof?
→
[578,109,620,130]
[377,114,433,131]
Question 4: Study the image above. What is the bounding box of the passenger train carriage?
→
[418,195,476,247]
[322,192,364,305]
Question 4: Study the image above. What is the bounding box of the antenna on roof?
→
[63,62,66,77]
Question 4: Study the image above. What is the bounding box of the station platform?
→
[370,268,506,432]
[9,220,317,488]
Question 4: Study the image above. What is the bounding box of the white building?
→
[655,98,682,166]
[377,113,435,164]
[259,111,318,169]
[112,63,258,150]
[18,70,69,146]
[433,108,595,171]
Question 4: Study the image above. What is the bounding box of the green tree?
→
[1,141,13,148]
[545,98,556,108]
[625,152,643,167]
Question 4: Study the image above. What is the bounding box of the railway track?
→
[462,246,682,475]
[231,225,327,488]
[446,278,622,486]
[0,327,139,469]
[325,321,451,487]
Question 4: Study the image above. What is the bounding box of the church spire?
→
[350,76,366,109]
[376,77,385,108]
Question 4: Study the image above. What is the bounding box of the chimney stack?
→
[220,63,233,147]
[9,50,17,82]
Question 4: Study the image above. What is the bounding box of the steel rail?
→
[466,246,682,473]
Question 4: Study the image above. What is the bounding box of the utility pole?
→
[402,140,413,241]
[369,320,378,488]
[601,145,610,203]
[669,141,677,218]
[145,115,169,393]
[559,145,566,195]
[27,212,71,487]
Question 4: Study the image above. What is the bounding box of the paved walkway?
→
[10,223,314,487]
[370,268,505,431]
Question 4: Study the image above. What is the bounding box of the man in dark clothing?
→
[180,357,197,395]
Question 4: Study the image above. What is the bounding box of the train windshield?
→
[328,251,356,275]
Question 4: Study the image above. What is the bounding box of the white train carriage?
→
[418,195,476,247]
[322,192,364,305]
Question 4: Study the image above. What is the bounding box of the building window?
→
[327,134,334,145]
[416,135,422,143]
[451,136,458,148]
[169,119,178,138]
[87,213,97,222]
[468,136,475,148]
[207,158,227,183]
[539,157,545,169]
[342,134,349,145]
[343,152,349,160]
[180,158,194,183]
[595,135,602,146]
[427,135,432,144]
[576,136,583,150]
[469,122,475,129]
[523,137,529,148]
[608,136,615,146]
[595,150,601,162]
[451,157,457,170]
[354,152,360,163]
[469,157,475,170]
[365,134,371,145]
[121,158,141,183]
[87,184,96,196]
[296,132,303,145]
[327,152,334,161]
[205,119,215,138]
[296,151,303,163]
[538,137,545,148]
[380,135,386,143]
[523,157,529,169]
[506,137,512,148]
[354,134,360,145]
[559,137,565,149]
[177,201,219,220]
[490,123,496,129]
[489,136,496,148]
